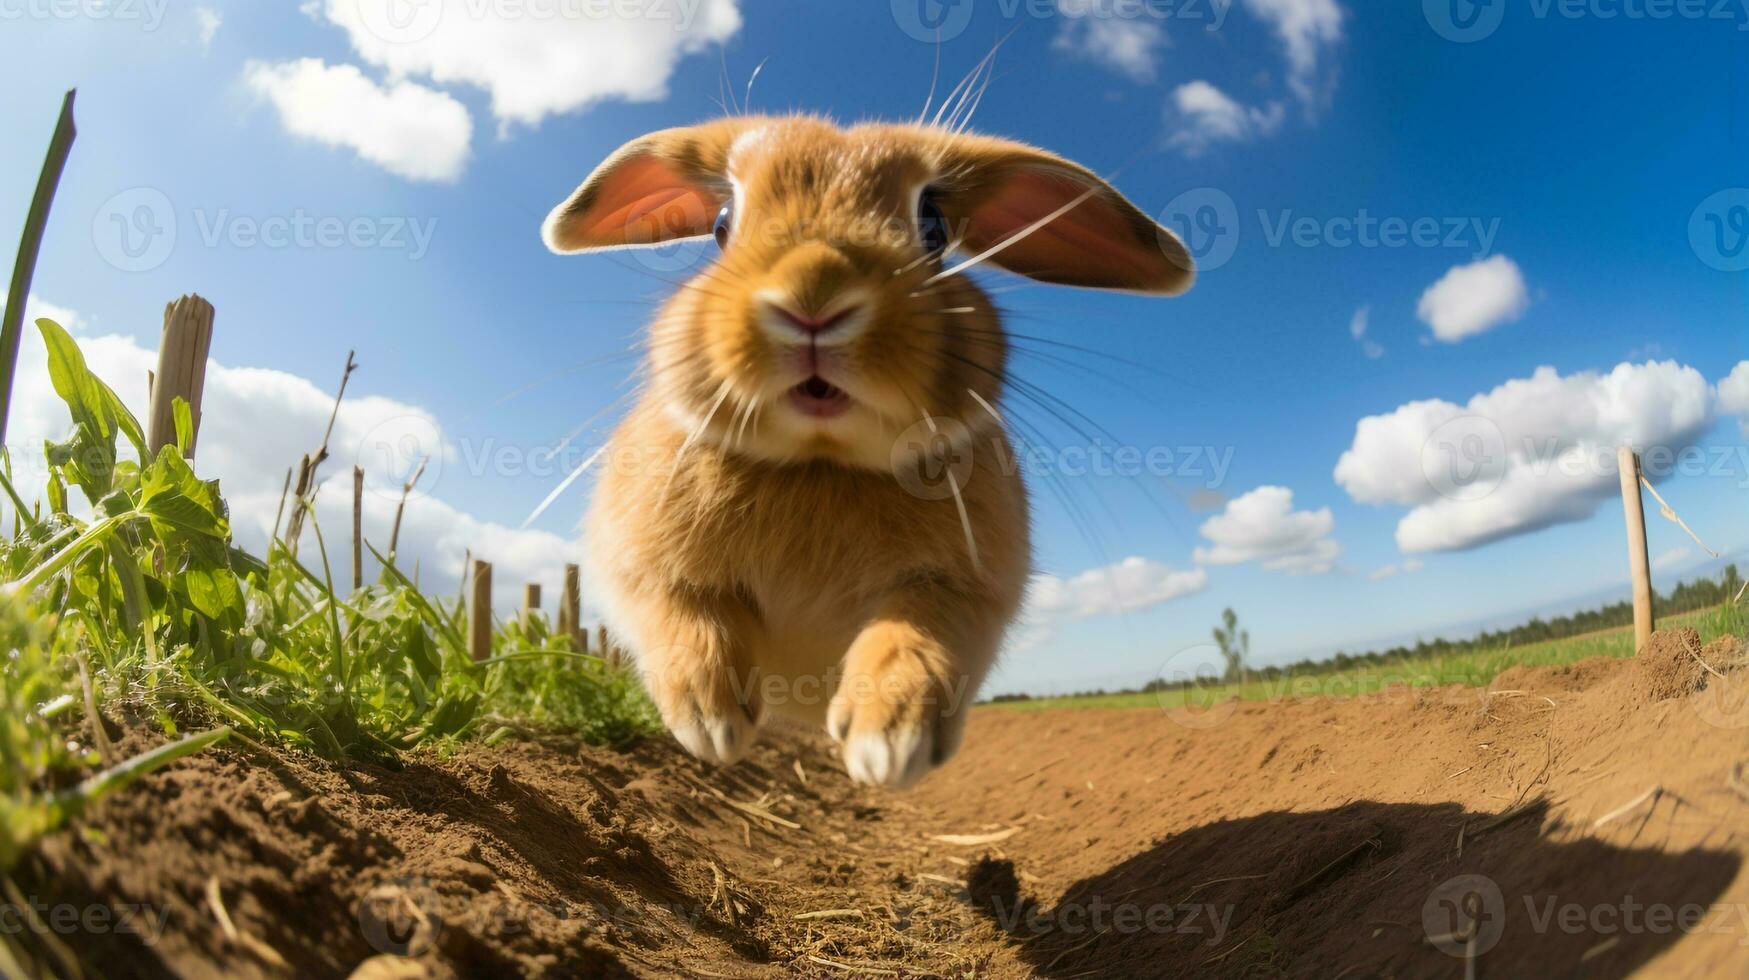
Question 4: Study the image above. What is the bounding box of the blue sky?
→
[0,0,1745,695]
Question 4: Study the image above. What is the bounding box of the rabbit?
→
[543,115,1193,788]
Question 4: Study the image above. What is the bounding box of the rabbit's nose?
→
[755,288,871,345]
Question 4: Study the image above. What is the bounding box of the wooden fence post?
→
[147,294,215,457]
[351,465,364,593]
[597,624,619,668]
[1617,448,1654,651]
[522,583,542,628]
[469,559,493,662]
[562,563,584,653]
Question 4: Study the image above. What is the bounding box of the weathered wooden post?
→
[147,294,215,457]
[1617,448,1654,651]
[285,352,356,556]
[562,563,584,653]
[285,454,313,555]
[522,582,542,629]
[388,456,427,560]
[351,465,364,593]
[469,559,493,662]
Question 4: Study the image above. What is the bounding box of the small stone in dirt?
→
[347,955,432,980]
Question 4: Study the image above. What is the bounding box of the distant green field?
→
[990,603,1745,713]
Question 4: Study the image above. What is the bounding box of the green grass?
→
[0,318,658,895]
[992,605,1741,713]
[0,104,657,924]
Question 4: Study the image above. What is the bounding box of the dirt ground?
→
[13,628,1749,979]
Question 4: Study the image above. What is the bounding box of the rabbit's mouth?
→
[787,375,852,419]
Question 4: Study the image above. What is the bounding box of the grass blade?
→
[0,90,76,448]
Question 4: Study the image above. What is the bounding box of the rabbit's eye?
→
[713,201,733,249]
[917,191,949,256]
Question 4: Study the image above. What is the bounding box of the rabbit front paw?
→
[827,623,969,789]
[648,656,761,766]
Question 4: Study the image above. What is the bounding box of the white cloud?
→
[1349,305,1383,359]
[1194,485,1340,574]
[1368,557,1423,581]
[1166,80,1286,155]
[1417,255,1530,343]
[1652,546,1692,572]
[1719,361,1749,435]
[1008,556,1206,654]
[1053,2,1167,82]
[1334,360,1723,553]
[4,300,581,614]
[1240,0,1344,106]
[1027,557,1208,621]
[245,58,472,183]
[312,0,742,132]
[195,6,221,49]
[1,292,81,333]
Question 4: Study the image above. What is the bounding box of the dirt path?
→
[15,629,1749,978]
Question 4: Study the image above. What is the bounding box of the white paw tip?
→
[844,728,933,789]
[672,717,755,765]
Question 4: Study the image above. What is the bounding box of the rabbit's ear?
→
[945,141,1193,295]
[543,122,742,254]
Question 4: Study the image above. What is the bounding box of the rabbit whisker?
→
[520,445,606,530]
[733,392,761,451]
[655,376,736,513]
[916,27,944,125]
[946,462,981,573]
[907,396,982,575]
[898,338,1163,550]
[966,387,1004,426]
[931,45,994,129]
[922,185,1099,286]
[744,57,770,113]
[540,387,642,465]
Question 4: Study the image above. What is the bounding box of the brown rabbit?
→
[544,115,1192,787]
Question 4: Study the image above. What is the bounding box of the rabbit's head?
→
[544,116,1193,470]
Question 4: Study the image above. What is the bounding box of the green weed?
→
[0,319,657,875]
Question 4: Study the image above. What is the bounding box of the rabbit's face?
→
[545,116,1194,471]
[655,119,1005,469]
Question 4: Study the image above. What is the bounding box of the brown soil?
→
[14,630,1749,979]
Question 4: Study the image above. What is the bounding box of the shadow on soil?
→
[968,800,1740,978]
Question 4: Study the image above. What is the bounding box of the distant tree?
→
[1213,607,1249,684]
